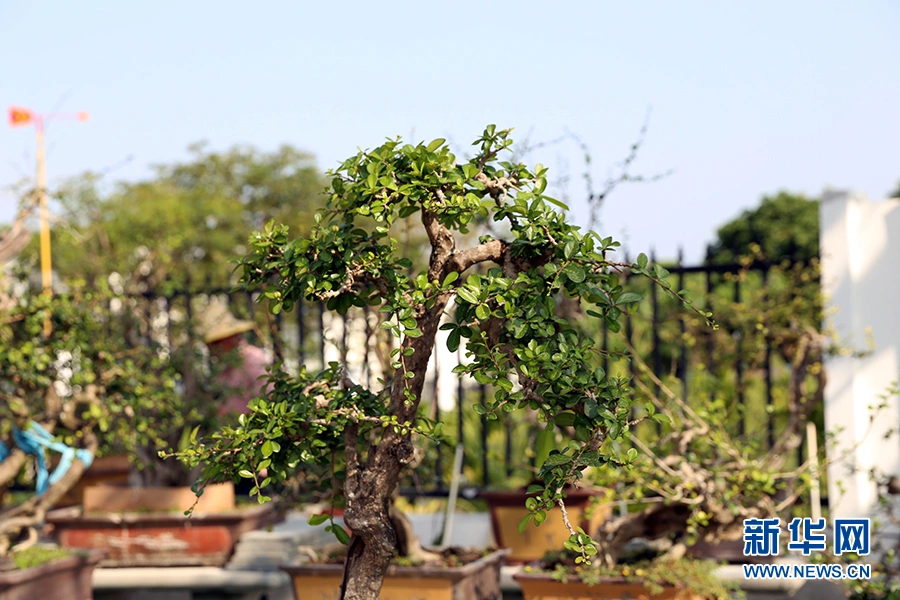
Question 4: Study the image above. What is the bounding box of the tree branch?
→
[447,239,506,275]
[0,450,27,489]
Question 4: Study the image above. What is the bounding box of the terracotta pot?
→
[280,548,510,600]
[81,481,235,513]
[0,548,106,600]
[52,455,133,508]
[46,483,284,567]
[481,488,612,564]
[513,572,702,600]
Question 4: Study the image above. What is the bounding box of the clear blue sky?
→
[2,1,898,263]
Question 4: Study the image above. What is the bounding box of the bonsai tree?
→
[180,126,702,599]
[0,274,221,558]
[588,325,825,565]
[581,257,831,566]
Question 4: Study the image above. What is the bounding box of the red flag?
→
[8,106,33,127]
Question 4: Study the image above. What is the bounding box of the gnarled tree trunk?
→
[338,210,475,599]
[339,302,448,599]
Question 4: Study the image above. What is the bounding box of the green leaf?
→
[544,196,569,211]
[563,264,585,283]
[554,411,577,427]
[238,469,254,479]
[332,524,351,545]
[475,304,490,320]
[579,451,604,468]
[447,330,461,352]
[261,440,273,457]
[518,514,533,534]
[575,425,591,443]
[542,452,572,467]
[535,427,555,467]
[637,253,649,269]
[442,271,459,287]
[472,404,487,415]
[616,292,643,305]
[456,287,478,304]
[307,513,330,526]
[426,138,446,152]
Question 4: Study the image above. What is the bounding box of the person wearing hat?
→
[197,299,272,416]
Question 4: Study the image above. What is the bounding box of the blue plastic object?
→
[2,421,94,495]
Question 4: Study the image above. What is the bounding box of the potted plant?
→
[0,279,156,553]
[282,544,511,600]
[514,549,737,600]
[177,126,700,600]
[0,210,107,599]
[481,477,614,564]
[507,251,831,599]
[38,292,284,567]
[0,545,106,600]
[580,262,829,567]
[0,272,186,591]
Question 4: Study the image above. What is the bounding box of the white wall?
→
[821,190,900,519]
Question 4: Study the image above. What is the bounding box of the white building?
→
[821,190,900,518]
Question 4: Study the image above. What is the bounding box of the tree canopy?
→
[28,143,326,290]
[707,191,819,265]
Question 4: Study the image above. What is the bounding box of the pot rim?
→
[512,570,683,588]
[479,487,606,504]
[0,548,107,585]
[280,547,511,582]
[45,501,277,525]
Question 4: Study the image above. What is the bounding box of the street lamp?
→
[8,105,89,294]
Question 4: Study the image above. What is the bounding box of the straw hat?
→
[196,298,254,344]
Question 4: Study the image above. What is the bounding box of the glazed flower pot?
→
[0,548,106,600]
[480,488,611,564]
[280,548,510,600]
[45,482,284,566]
[513,571,702,600]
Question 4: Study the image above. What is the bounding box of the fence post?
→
[677,247,688,402]
[733,272,744,438]
[650,248,661,433]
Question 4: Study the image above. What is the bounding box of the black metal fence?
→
[129,252,821,497]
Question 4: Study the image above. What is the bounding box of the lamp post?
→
[8,106,89,294]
